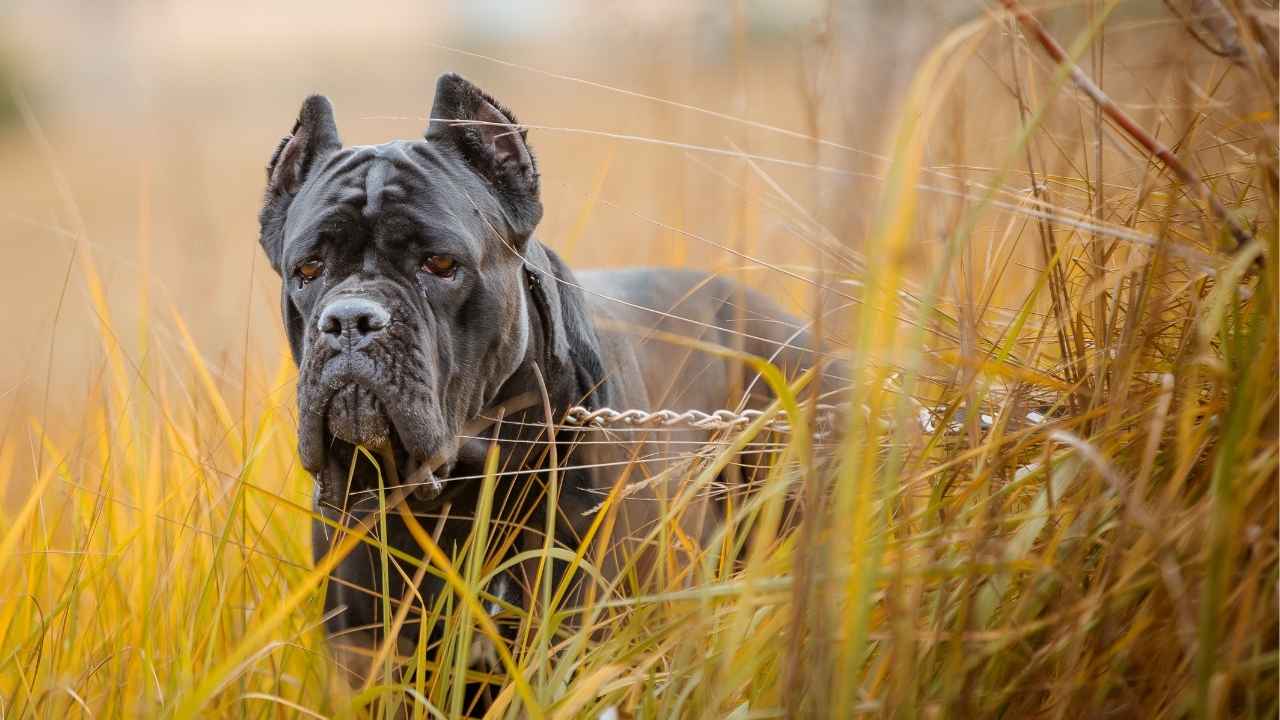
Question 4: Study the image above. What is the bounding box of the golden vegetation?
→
[1,3,1276,718]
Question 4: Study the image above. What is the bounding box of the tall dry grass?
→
[1,3,1276,718]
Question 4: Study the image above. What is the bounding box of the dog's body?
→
[258,74,837,679]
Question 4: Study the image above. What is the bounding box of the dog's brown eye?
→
[295,259,325,285]
[422,255,457,278]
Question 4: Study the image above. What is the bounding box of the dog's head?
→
[258,74,562,498]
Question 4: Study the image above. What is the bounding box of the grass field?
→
[0,2,1276,718]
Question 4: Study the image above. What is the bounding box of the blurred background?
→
[0,0,966,420]
[0,0,1198,422]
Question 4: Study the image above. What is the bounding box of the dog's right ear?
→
[426,74,541,243]
[259,95,342,274]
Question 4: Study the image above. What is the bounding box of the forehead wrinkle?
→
[291,139,508,263]
[287,151,363,229]
[283,206,357,262]
[311,146,366,182]
[388,144,494,242]
[363,157,392,222]
[376,206,475,261]
[415,145,512,250]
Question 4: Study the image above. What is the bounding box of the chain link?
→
[558,402,1048,435]
[560,403,844,434]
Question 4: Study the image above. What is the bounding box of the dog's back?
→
[570,267,845,551]
[578,267,842,415]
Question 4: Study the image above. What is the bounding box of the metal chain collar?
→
[557,402,1047,435]
[559,403,844,434]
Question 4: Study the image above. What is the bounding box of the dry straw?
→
[1,2,1276,718]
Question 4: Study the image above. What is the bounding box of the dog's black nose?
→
[318,297,390,350]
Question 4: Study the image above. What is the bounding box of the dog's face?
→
[258,75,543,497]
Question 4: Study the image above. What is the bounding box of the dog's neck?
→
[522,262,558,387]
[494,260,577,415]
[487,242,606,417]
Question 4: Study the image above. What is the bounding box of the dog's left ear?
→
[260,95,342,364]
[426,73,542,242]
[260,95,343,275]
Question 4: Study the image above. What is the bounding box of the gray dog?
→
[258,73,837,682]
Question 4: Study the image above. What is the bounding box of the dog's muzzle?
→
[315,296,394,447]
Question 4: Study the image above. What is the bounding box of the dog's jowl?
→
[257,73,837,685]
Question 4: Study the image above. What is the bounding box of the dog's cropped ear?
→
[426,73,542,242]
[259,95,342,274]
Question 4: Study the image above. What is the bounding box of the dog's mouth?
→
[300,376,449,507]
[326,383,391,448]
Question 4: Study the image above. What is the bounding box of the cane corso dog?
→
[258,73,839,682]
